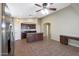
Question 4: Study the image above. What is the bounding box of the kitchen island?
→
[27,33,43,42]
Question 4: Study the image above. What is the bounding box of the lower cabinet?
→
[60,35,68,45]
[27,33,43,42]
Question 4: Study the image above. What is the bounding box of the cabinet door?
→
[60,36,68,45]
[27,34,35,42]
[21,33,26,39]
[35,34,43,41]
[60,36,65,44]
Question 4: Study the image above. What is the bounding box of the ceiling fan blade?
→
[49,8,56,11]
[35,4,42,7]
[50,3,53,5]
[36,9,41,12]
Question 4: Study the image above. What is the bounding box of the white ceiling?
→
[6,3,70,18]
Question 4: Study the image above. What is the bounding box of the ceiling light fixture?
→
[41,9,49,15]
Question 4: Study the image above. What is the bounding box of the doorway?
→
[44,23,51,40]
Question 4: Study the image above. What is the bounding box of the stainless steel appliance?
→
[1,3,14,56]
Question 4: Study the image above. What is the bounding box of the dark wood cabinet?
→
[36,34,43,41]
[60,36,68,45]
[21,31,36,39]
[60,35,79,45]
[21,23,36,29]
[21,32,26,39]
[21,23,36,39]
[27,33,43,42]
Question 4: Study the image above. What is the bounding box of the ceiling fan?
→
[35,3,56,12]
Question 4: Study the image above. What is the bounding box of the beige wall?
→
[13,5,79,47]
[14,18,41,40]
[41,6,79,47]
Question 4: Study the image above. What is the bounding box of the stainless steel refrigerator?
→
[0,3,14,56]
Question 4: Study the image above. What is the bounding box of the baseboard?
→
[51,39,60,42]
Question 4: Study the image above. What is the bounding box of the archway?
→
[43,23,51,40]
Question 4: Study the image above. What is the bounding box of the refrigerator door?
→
[0,3,2,56]
[2,22,10,55]
[2,17,14,56]
[1,3,14,56]
[9,23,15,56]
